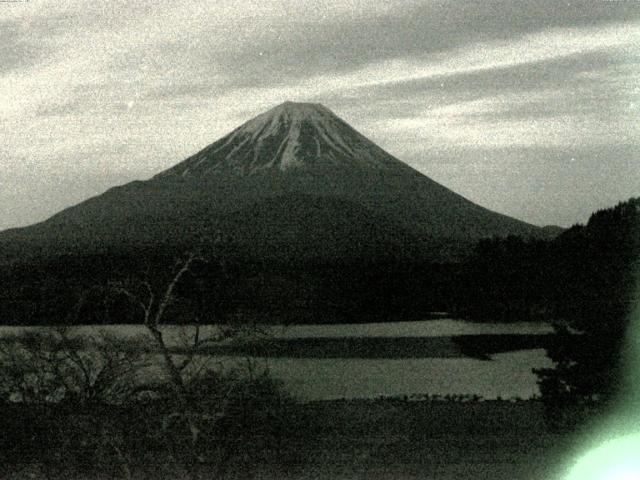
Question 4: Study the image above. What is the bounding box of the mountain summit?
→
[156,101,409,178]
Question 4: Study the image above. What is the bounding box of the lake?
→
[0,319,554,401]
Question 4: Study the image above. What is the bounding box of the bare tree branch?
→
[151,251,201,328]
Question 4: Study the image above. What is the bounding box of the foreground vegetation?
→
[1,394,588,480]
[0,326,600,480]
[0,329,291,480]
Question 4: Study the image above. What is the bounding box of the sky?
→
[1,0,639,230]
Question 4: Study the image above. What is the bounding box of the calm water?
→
[0,319,553,401]
[0,319,553,340]
[259,350,552,400]
[268,319,554,338]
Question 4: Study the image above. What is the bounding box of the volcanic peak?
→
[155,101,408,178]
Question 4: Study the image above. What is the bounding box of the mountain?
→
[0,101,566,325]
[0,101,552,264]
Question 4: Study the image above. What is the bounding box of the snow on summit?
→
[156,101,410,178]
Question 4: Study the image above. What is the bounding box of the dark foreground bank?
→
[1,398,582,480]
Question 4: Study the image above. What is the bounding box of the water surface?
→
[0,319,553,400]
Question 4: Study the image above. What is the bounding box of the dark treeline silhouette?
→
[1,199,637,330]
[456,236,558,322]
[0,249,461,326]
[458,197,639,327]
[461,197,638,329]
[533,198,639,425]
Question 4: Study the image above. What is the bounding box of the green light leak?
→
[621,282,640,410]
[563,268,640,479]
[565,434,640,480]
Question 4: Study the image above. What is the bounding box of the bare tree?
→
[109,251,251,480]
[0,328,149,480]
[0,250,289,479]
[0,328,147,405]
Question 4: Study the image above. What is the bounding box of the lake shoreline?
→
[0,320,555,401]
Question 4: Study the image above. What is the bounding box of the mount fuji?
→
[0,101,551,264]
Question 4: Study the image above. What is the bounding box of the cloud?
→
[404,143,640,227]
[155,0,640,89]
[0,0,638,230]
[0,20,43,74]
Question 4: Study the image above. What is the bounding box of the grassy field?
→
[1,397,587,480]
[223,399,578,480]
